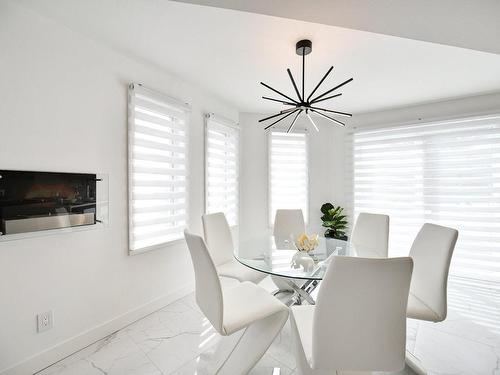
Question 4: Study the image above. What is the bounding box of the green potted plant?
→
[321,203,348,240]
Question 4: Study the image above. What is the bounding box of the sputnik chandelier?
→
[259,39,353,133]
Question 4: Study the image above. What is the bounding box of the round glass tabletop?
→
[234,234,385,280]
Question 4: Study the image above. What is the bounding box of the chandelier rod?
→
[262,96,297,106]
[310,77,353,104]
[309,106,352,117]
[260,82,299,105]
[306,111,320,132]
[264,108,300,130]
[310,108,346,126]
[302,48,305,101]
[311,93,342,104]
[287,109,303,133]
[307,66,333,102]
[258,108,295,123]
[286,69,302,102]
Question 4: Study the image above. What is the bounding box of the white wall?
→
[352,92,500,129]
[239,113,346,241]
[0,2,238,374]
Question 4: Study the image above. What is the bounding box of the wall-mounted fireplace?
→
[0,170,99,236]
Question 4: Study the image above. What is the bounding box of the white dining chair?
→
[273,209,306,240]
[272,209,306,293]
[407,223,458,322]
[291,256,413,375]
[184,230,289,374]
[202,212,266,284]
[351,212,390,257]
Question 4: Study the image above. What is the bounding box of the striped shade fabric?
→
[269,131,309,225]
[347,115,500,282]
[205,114,239,226]
[128,84,190,252]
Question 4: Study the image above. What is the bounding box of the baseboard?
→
[1,283,194,375]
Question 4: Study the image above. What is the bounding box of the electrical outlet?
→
[37,311,53,333]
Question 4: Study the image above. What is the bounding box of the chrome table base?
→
[273,278,320,306]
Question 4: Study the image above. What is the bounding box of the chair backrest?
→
[351,212,390,257]
[273,209,306,240]
[202,212,234,266]
[409,223,458,322]
[184,230,224,334]
[312,256,413,372]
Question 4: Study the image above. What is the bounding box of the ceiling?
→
[174,0,500,55]
[15,0,500,114]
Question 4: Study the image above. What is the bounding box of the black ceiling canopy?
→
[259,39,353,133]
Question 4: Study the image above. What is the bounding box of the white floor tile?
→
[39,276,500,375]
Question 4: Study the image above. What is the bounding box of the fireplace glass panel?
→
[0,170,98,236]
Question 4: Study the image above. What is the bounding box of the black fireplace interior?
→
[0,170,97,235]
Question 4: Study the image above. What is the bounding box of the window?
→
[269,131,309,225]
[205,114,239,226]
[128,84,190,252]
[348,115,500,282]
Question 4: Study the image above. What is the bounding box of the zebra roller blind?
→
[269,131,309,225]
[128,84,190,252]
[348,115,500,282]
[205,114,239,226]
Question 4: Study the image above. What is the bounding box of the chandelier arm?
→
[310,109,346,127]
[306,112,320,132]
[287,69,302,102]
[287,109,303,133]
[262,96,297,106]
[260,82,299,105]
[259,108,296,123]
[306,66,333,103]
[310,77,353,104]
[310,93,342,104]
[264,108,300,130]
[309,106,352,117]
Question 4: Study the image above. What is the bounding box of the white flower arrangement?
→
[295,233,319,252]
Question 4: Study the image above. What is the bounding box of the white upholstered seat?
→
[202,212,265,284]
[184,230,289,374]
[407,292,441,322]
[216,258,265,284]
[291,256,413,375]
[222,281,287,334]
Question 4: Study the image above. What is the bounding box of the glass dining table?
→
[234,234,386,305]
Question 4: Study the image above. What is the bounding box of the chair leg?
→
[290,313,315,375]
[215,309,289,375]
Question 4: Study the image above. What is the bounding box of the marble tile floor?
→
[37,276,500,375]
